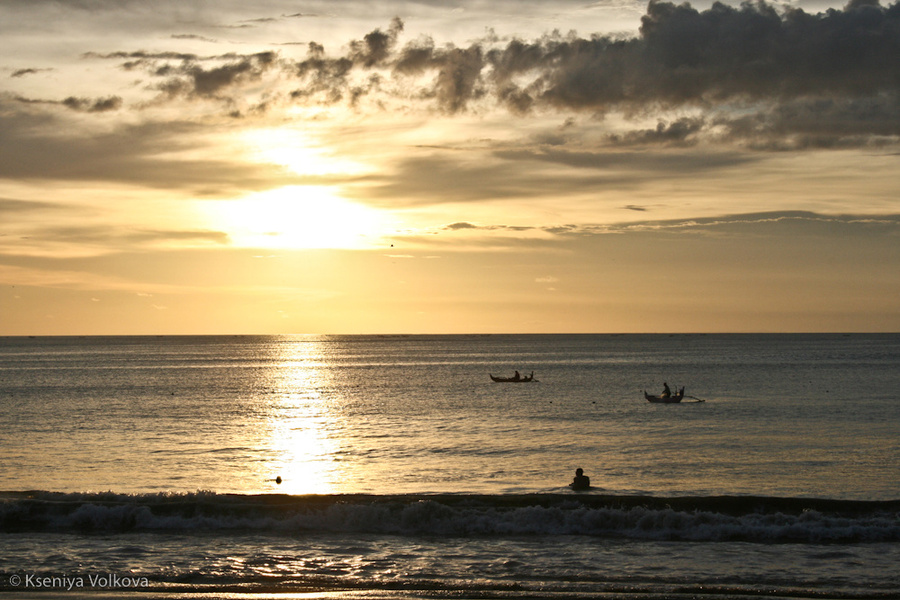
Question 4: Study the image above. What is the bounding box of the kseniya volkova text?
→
[21,573,150,590]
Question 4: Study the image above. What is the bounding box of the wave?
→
[2,491,898,543]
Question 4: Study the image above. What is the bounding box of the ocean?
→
[1,333,898,599]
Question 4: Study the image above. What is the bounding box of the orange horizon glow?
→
[1,0,899,335]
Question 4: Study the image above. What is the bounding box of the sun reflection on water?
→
[260,336,341,494]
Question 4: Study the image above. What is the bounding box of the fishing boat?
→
[644,387,685,403]
[490,371,536,382]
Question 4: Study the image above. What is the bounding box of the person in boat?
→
[513,370,521,381]
[570,468,590,491]
[661,382,672,398]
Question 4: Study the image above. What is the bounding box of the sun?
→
[210,186,390,250]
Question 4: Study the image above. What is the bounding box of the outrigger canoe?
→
[490,371,536,383]
[644,387,685,403]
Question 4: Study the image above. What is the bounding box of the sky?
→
[1,0,898,335]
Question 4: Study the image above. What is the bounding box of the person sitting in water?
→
[570,468,590,490]
[661,382,672,398]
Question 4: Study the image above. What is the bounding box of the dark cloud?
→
[278,1,899,144]
[718,94,900,149]
[521,0,900,109]
[493,147,751,172]
[188,52,277,97]
[241,17,279,24]
[477,0,900,149]
[62,95,123,112]
[291,43,355,104]
[608,117,706,146]
[445,222,479,230]
[85,49,279,99]
[432,46,486,113]
[350,17,403,67]
[284,27,491,113]
[11,67,52,78]
[85,50,199,63]
[288,20,405,106]
[137,51,279,100]
[17,1,900,150]
[12,93,122,112]
[389,36,490,112]
[394,37,437,75]
[171,34,218,43]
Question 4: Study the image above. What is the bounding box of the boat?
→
[490,371,536,383]
[644,387,685,403]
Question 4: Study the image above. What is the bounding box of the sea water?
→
[1,334,899,599]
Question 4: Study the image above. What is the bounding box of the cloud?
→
[4,0,899,204]
[608,117,705,146]
[349,16,404,68]
[188,52,278,97]
[62,95,123,112]
[153,52,279,100]
[84,49,280,103]
[557,210,900,237]
[0,99,313,193]
[405,211,900,248]
[63,1,898,148]
[0,221,230,258]
[0,197,70,215]
[86,50,199,63]
[302,2,898,108]
[718,94,900,150]
[355,142,760,207]
[285,1,898,145]
[359,153,593,205]
[10,67,53,78]
[171,34,218,43]
[12,93,123,112]
[532,0,900,107]
[446,222,479,230]
[494,146,751,171]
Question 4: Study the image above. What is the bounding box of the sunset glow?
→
[210,186,390,250]
[1,0,899,334]
[242,126,367,178]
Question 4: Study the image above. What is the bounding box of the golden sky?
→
[1,0,899,334]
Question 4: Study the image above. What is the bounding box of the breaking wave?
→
[2,491,898,543]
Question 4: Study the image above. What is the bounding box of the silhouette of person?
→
[570,468,590,491]
[514,370,521,381]
[661,382,672,398]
